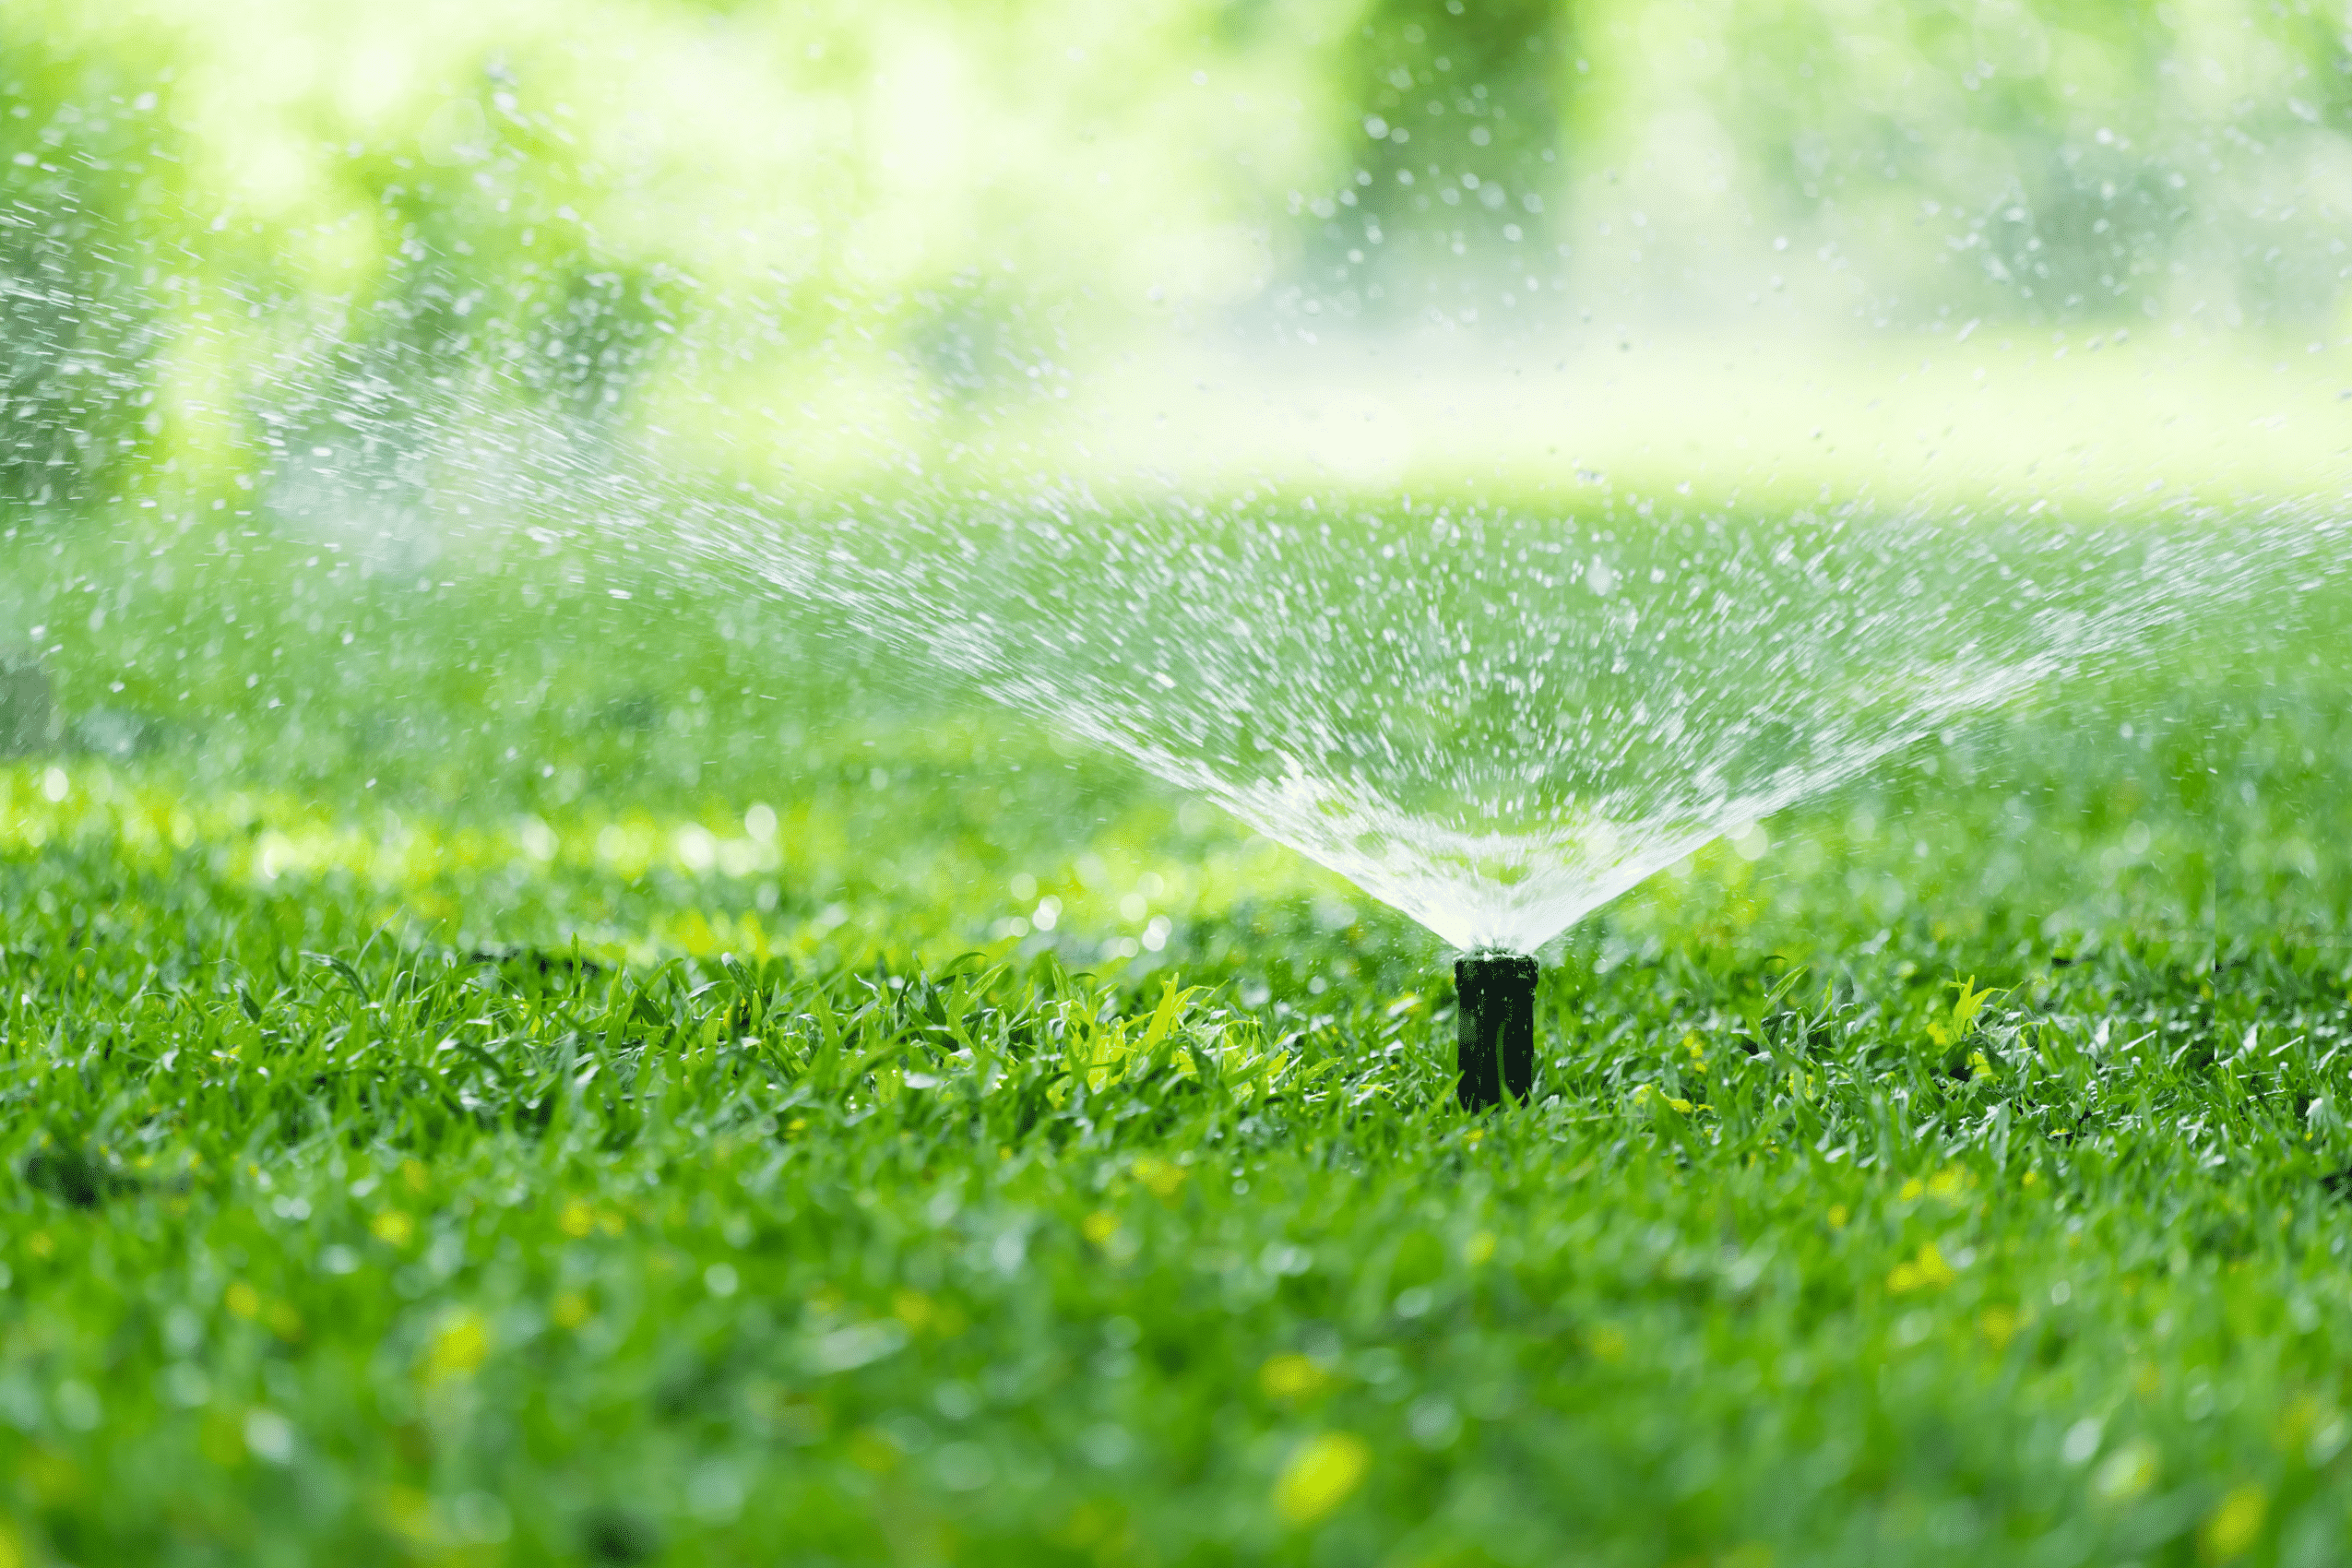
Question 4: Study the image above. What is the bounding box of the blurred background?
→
[6,0,2351,980]
[7,0,2351,517]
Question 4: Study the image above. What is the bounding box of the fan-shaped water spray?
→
[643,481,2345,959]
[182,348,2352,1105]
[22,275,2348,978]
[180,330,2351,969]
[14,179,2352,1112]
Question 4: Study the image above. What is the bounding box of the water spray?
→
[1455,951,1539,1111]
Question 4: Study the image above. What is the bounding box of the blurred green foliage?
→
[5,0,2350,517]
[1318,0,1568,305]
[0,21,185,507]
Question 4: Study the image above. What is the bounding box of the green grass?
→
[7,505,2352,1566]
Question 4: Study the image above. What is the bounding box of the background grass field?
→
[5,502,2352,1566]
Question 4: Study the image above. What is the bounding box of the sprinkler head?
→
[1455,951,1539,1111]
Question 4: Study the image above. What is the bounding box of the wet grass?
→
[5,513,2352,1565]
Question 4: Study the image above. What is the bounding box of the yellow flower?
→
[1826,1205,1849,1230]
[224,1281,261,1319]
[1258,1354,1331,1404]
[1887,1243,1957,1294]
[1133,1156,1187,1200]
[1274,1432,1370,1525]
[2199,1482,2266,1562]
[558,1199,595,1239]
[371,1210,415,1247]
[423,1311,490,1383]
[1082,1211,1122,1247]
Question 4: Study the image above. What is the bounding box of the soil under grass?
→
[6,512,2352,1565]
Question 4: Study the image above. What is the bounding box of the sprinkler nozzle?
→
[1455,951,1539,1111]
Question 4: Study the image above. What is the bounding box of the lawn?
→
[6,503,2352,1566]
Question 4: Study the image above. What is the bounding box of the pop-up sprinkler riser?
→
[1455,951,1538,1111]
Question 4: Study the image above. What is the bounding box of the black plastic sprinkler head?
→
[1455,951,1539,1111]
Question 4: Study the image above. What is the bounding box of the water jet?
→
[1455,951,1539,1111]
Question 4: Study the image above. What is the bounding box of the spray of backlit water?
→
[15,245,2352,957]
[250,371,2326,956]
[682,482,2347,953]
[12,1,2352,958]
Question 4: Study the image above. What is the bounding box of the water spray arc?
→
[109,293,2352,1071]
[1455,951,1539,1111]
